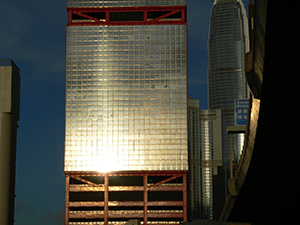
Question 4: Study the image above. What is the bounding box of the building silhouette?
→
[208,0,249,166]
[64,1,188,224]
[0,59,20,225]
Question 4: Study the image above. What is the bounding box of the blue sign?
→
[235,99,249,125]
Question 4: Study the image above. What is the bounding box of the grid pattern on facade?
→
[199,119,213,219]
[187,99,201,220]
[188,100,223,220]
[65,1,188,223]
[208,0,249,165]
[208,0,249,110]
[187,103,224,220]
[65,24,187,172]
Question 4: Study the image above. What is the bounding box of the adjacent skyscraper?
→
[64,1,188,224]
[0,59,20,225]
[188,98,223,220]
[208,0,249,165]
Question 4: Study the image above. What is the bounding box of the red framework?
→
[65,171,188,225]
[67,6,186,26]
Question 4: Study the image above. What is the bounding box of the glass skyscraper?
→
[188,98,223,220]
[208,0,249,164]
[65,2,188,173]
[64,1,188,224]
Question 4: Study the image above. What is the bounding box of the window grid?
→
[65,25,188,172]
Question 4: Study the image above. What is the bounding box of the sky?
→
[0,0,249,224]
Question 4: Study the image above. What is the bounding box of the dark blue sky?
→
[0,0,249,224]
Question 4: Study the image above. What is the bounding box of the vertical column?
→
[143,174,148,225]
[104,174,109,225]
[181,8,186,22]
[182,173,188,222]
[65,175,70,225]
[106,11,110,24]
[68,9,73,24]
[143,10,148,23]
[0,113,13,225]
[230,133,233,178]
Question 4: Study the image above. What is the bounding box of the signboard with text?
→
[235,99,249,125]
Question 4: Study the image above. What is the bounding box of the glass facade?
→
[198,109,223,219]
[187,98,201,220]
[188,98,223,220]
[208,0,249,164]
[65,23,188,172]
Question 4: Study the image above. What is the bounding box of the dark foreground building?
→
[64,1,188,224]
[0,59,20,225]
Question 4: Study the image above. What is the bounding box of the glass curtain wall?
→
[208,0,249,164]
[65,24,188,172]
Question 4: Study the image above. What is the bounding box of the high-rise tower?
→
[187,98,223,220]
[64,1,188,224]
[0,59,20,225]
[208,0,249,164]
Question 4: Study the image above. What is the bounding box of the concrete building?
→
[208,0,249,165]
[188,98,223,220]
[64,1,188,224]
[0,59,20,225]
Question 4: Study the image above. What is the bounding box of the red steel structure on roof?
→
[67,6,186,26]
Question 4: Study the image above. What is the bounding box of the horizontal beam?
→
[65,170,188,176]
[69,185,183,192]
[69,211,184,219]
[67,6,186,12]
[69,201,183,207]
[68,19,186,27]
[226,125,246,134]
[148,201,183,206]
